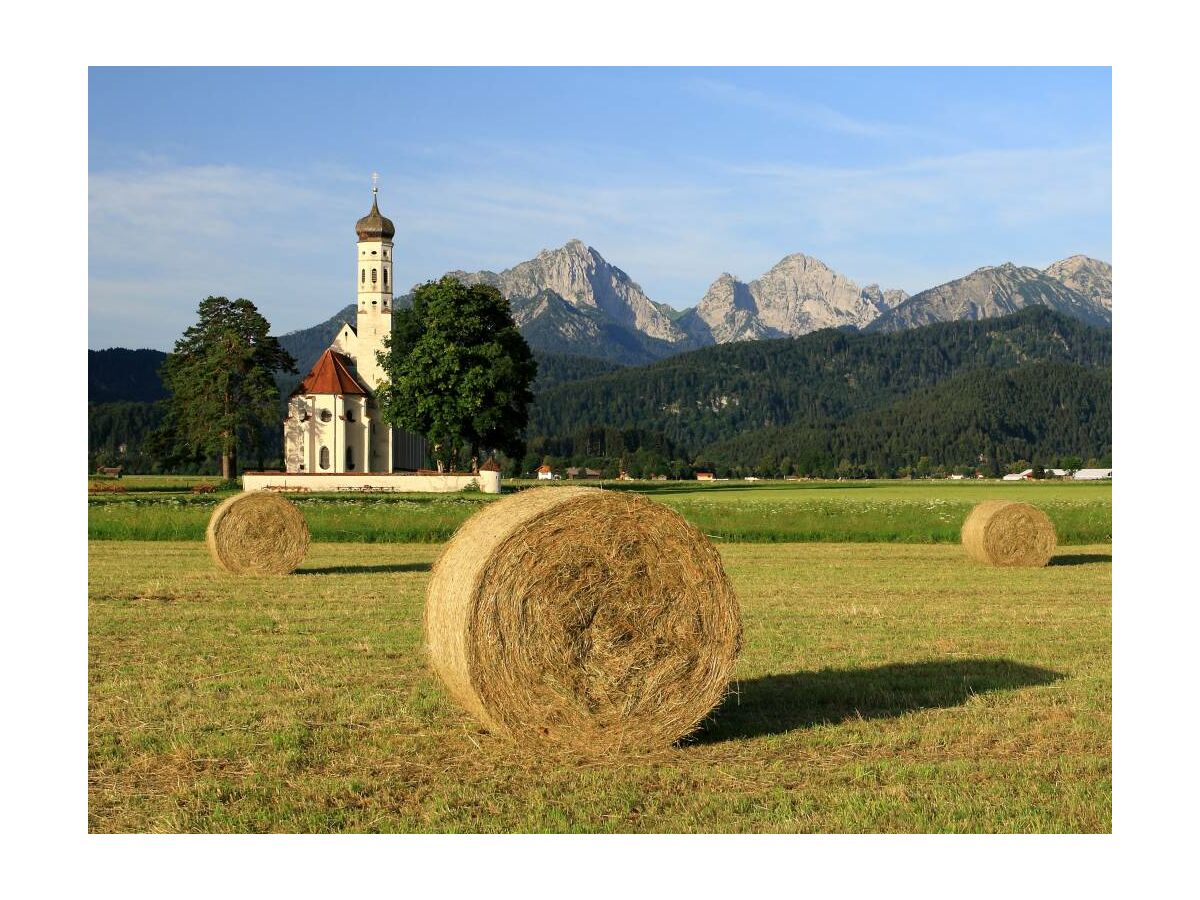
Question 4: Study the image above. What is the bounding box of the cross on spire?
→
[371,172,380,196]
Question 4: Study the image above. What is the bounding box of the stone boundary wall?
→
[242,470,501,494]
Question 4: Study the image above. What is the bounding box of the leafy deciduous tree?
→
[377,277,537,472]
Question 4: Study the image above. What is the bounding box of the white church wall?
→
[283,397,310,472]
[340,396,365,473]
[243,471,500,494]
[330,325,357,361]
[308,393,341,472]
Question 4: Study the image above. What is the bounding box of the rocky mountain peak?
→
[451,240,689,345]
[869,257,1112,333]
[779,252,841,273]
[688,251,910,342]
[1044,255,1112,310]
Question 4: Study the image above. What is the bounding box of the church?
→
[282,187,428,474]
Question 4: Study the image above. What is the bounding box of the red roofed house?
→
[282,187,427,474]
[536,464,554,480]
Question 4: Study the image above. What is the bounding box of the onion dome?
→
[355,195,395,241]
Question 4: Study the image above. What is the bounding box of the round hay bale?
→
[205,492,310,575]
[961,500,1057,567]
[425,487,742,751]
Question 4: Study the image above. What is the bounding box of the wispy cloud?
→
[723,144,1112,237]
[685,76,942,142]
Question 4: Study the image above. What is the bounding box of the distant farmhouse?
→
[566,467,602,480]
[536,465,555,480]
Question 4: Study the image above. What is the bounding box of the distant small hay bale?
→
[962,500,1057,567]
[425,487,742,752]
[205,492,310,575]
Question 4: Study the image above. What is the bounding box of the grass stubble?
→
[88,537,1111,833]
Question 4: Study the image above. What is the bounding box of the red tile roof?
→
[292,349,369,397]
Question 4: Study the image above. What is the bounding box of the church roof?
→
[291,349,369,397]
[355,195,395,241]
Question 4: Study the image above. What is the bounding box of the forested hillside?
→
[698,363,1111,478]
[532,352,623,393]
[88,349,169,403]
[527,307,1111,452]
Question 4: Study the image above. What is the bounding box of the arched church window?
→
[371,268,378,284]
[383,269,388,287]
[320,409,332,423]
[345,407,355,422]
[361,269,365,284]
[319,446,330,470]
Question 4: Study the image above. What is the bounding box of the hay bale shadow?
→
[1048,553,1112,566]
[690,658,1064,744]
[296,562,432,575]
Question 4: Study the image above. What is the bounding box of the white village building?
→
[282,188,427,475]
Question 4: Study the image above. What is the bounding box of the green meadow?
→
[88,477,1111,544]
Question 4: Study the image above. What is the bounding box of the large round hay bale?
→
[205,492,310,575]
[961,500,1057,567]
[425,487,742,751]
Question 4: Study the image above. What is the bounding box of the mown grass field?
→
[88,478,1112,544]
[89,539,1111,833]
[88,474,227,492]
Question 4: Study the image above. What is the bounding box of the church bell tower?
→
[354,174,395,389]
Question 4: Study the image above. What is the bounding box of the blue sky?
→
[89,67,1111,350]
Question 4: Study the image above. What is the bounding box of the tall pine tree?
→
[156,297,296,479]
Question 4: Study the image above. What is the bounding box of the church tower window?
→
[383,269,388,287]
[319,446,330,470]
[371,268,378,284]
[361,269,365,284]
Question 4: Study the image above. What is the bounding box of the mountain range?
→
[271,241,1111,370]
[868,257,1112,333]
[89,243,1113,412]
